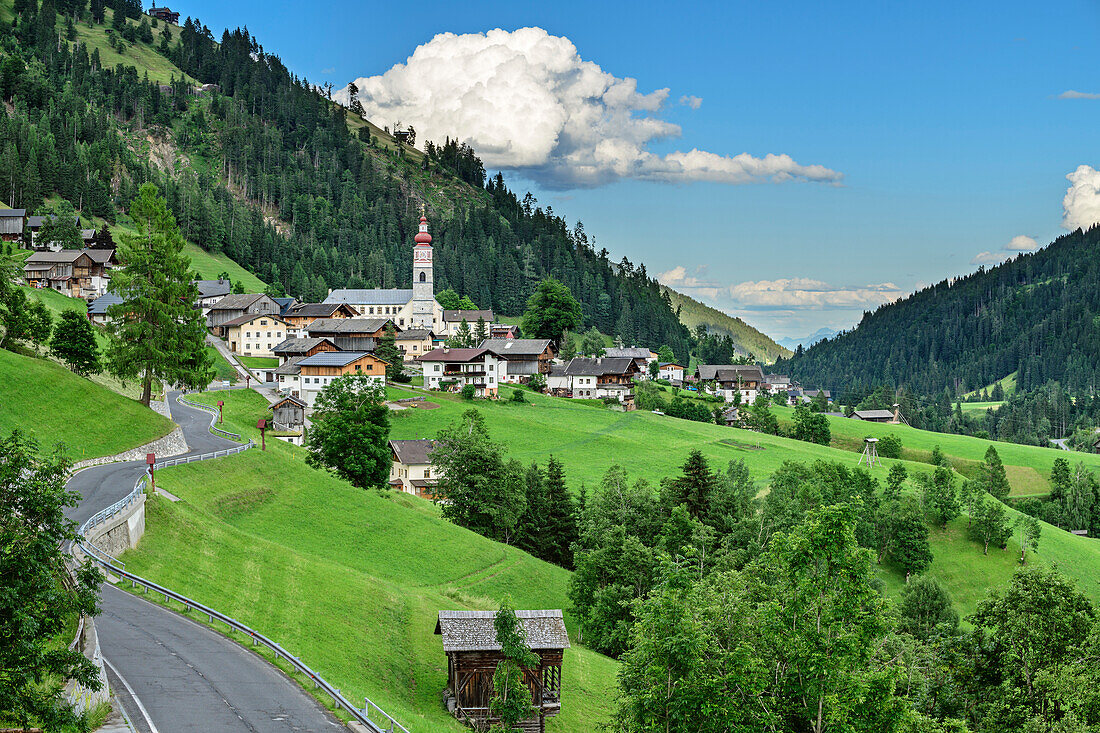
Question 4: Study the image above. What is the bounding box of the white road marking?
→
[103,655,161,733]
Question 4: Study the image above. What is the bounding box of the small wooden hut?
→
[271,395,306,431]
[435,609,569,732]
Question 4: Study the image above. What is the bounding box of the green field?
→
[0,348,173,460]
[122,389,617,732]
[960,400,1005,414]
[965,371,1018,399]
[772,405,1097,496]
[182,242,268,292]
[237,355,278,368]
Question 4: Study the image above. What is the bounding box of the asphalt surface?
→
[66,391,342,732]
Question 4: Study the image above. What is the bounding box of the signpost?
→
[217,399,224,424]
[257,418,266,451]
[146,453,156,494]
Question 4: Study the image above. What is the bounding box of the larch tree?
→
[105,183,213,405]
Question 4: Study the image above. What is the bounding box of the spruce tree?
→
[543,455,578,568]
[50,309,100,375]
[106,183,213,405]
[662,450,717,520]
[374,322,404,381]
[979,445,1010,500]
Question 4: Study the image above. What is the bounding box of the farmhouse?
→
[206,293,280,335]
[478,338,555,383]
[658,362,685,382]
[297,351,388,407]
[417,347,503,398]
[696,364,767,404]
[395,328,438,361]
[388,439,439,497]
[604,346,657,377]
[281,302,358,337]
[87,292,123,325]
[222,313,287,357]
[560,357,638,408]
[803,389,831,404]
[0,209,26,242]
[23,249,115,300]
[148,6,180,24]
[436,609,568,731]
[26,214,80,250]
[489,323,520,339]
[304,317,396,351]
[851,408,899,423]
[440,309,495,338]
[272,337,338,365]
[270,396,306,431]
[766,374,793,392]
[194,279,233,312]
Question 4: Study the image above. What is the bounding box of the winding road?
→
[65,392,341,732]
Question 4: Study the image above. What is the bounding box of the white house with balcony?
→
[415,346,503,398]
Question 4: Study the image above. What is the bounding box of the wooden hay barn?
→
[435,609,569,732]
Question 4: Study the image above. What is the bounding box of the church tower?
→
[411,214,434,329]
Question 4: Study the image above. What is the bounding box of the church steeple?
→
[411,214,434,328]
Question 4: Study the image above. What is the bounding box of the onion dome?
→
[414,215,432,245]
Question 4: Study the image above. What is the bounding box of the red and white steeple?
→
[411,214,434,328]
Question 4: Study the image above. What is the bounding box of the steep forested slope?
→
[776,225,1100,396]
[0,0,703,359]
[662,286,790,362]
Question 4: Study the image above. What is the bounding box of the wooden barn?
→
[271,396,306,431]
[435,609,569,732]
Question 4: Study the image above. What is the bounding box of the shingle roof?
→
[442,309,494,323]
[478,338,552,357]
[286,302,354,319]
[697,364,765,383]
[324,289,413,306]
[416,347,498,363]
[275,357,303,375]
[207,293,269,311]
[272,395,306,409]
[435,610,570,653]
[25,250,86,264]
[853,409,895,420]
[84,249,115,264]
[563,356,637,377]
[26,214,79,228]
[305,317,394,334]
[0,209,26,217]
[396,329,435,340]
[297,351,376,367]
[604,347,654,359]
[221,313,286,327]
[195,279,233,299]
[88,292,123,315]
[272,337,334,355]
[389,439,437,466]
[273,297,298,315]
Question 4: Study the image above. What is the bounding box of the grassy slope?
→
[75,8,196,85]
[122,389,616,733]
[181,242,268,292]
[965,371,1018,399]
[960,400,1004,414]
[772,405,1100,497]
[662,286,791,363]
[0,348,172,459]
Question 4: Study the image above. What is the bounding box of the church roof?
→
[324,289,413,306]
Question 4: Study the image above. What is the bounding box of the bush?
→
[460,384,476,400]
[878,433,903,459]
[391,373,412,384]
[527,373,546,393]
[510,387,526,403]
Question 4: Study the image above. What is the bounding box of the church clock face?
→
[414,249,432,263]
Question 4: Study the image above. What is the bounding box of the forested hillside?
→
[0,0,700,359]
[662,286,789,362]
[776,225,1100,396]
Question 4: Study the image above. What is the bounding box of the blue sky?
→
[178,0,1099,339]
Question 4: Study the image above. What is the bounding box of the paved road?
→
[1051,438,1071,451]
[66,392,341,732]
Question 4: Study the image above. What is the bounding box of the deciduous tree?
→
[305,375,390,489]
[521,277,582,346]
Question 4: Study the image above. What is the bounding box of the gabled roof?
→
[297,351,381,367]
[0,209,26,217]
[604,347,654,359]
[659,362,685,368]
[804,389,831,398]
[435,610,570,653]
[389,439,437,466]
[24,249,89,264]
[273,297,298,315]
[88,292,123,315]
[194,279,233,299]
[305,317,395,334]
[852,409,895,420]
[26,214,79,228]
[478,338,553,357]
[416,347,498,363]
[697,364,765,383]
[563,357,638,377]
[272,337,335,355]
[324,288,413,306]
[207,293,271,311]
[275,357,303,375]
[83,249,115,264]
[272,395,306,410]
[220,313,286,328]
[285,302,356,319]
[442,309,494,323]
[395,328,435,340]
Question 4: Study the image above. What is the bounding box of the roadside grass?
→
[772,405,1100,495]
[0,348,172,459]
[238,355,278,369]
[205,345,238,384]
[122,388,618,733]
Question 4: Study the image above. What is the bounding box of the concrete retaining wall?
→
[65,616,110,716]
[87,492,146,559]
[73,426,188,471]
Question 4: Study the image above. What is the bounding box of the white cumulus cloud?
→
[1004,235,1039,251]
[1057,90,1100,99]
[679,94,703,109]
[727,278,903,309]
[1063,165,1100,231]
[336,27,841,189]
[970,251,1010,266]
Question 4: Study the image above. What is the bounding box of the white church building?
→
[324,215,444,329]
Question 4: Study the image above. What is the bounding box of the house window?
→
[434,364,441,372]
[261,320,268,326]
[419,272,426,282]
